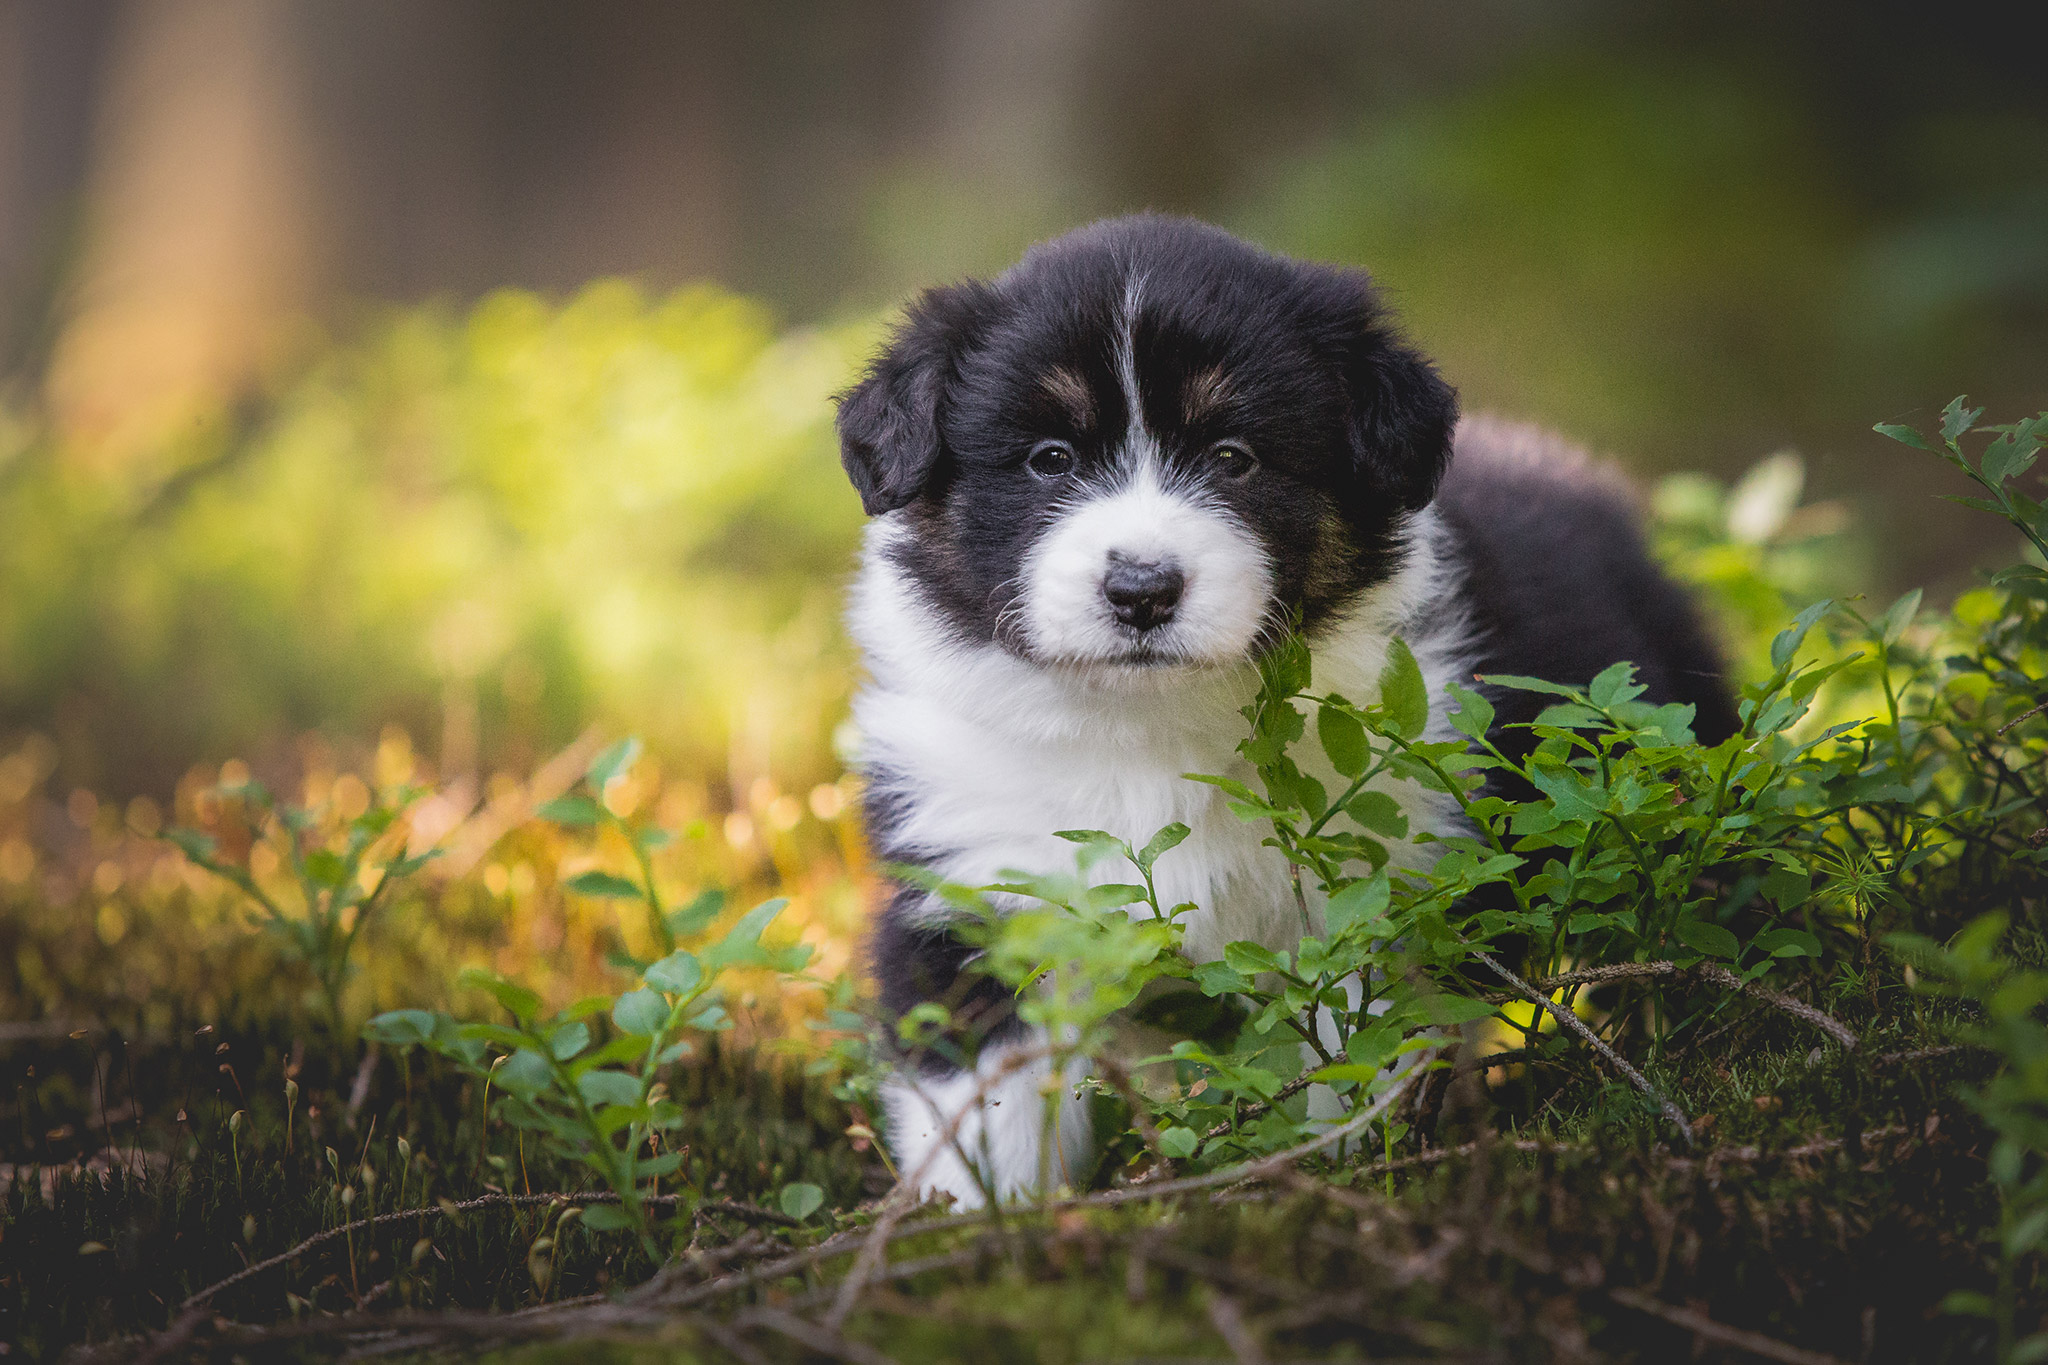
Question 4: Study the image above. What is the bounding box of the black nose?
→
[1102,556,1186,632]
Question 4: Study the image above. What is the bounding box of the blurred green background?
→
[1,0,2044,809]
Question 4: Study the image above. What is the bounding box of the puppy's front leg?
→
[883,1032,1094,1208]
[872,895,1094,1207]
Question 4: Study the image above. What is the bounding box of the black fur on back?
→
[1437,417,1741,760]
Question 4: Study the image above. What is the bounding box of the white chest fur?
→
[848,511,1472,963]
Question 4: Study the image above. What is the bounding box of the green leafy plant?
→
[534,737,729,967]
[165,781,439,1034]
[366,898,811,1257]
[1878,400,2048,1363]
[940,486,1947,1181]
[367,737,816,1257]
[1893,915,2048,1364]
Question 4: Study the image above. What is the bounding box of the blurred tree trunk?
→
[45,0,319,474]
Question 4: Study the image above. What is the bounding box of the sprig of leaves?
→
[366,894,811,1257]
[165,781,439,1034]
[539,738,727,971]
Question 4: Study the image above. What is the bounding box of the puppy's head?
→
[839,215,1456,673]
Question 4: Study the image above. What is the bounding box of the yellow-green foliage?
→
[0,281,872,791]
[0,282,883,1037]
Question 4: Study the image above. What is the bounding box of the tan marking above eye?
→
[1040,367,1094,426]
[1183,366,1233,424]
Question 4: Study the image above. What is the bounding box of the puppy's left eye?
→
[1209,442,1255,479]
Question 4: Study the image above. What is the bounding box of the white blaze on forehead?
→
[1018,265,1272,668]
[1115,270,1151,453]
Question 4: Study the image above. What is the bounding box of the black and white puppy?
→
[837,215,1736,1206]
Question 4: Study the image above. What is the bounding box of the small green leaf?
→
[1873,421,1934,452]
[1136,822,1191,873]
[1421,995,1499,1025]
[1324,873,1391,936]
[704,897,790,969]
[779,1182,825,1221]
[1343,789,1408,839]
[1673,916,1740,959]
[565,870,643,900]
[1157,1126,1198,1159]
[1876,587,1922,646]
[302,849,349,890]
[1992,564,2048,587]
[1317,704,1369,778]
[685,1003,732,1032]
[1257,632,1313,699]
[1984,429,2042,486]
[1445,682,1494,741]
[1083,883,1150,911]
[1223,941,1288,976]
[666,889,726,937]
[162,827,221,864]
[459,968,542,1025]
[645,950,704,996]
[576,1069,642,1109]
[586,738,643,793]
[1760,864,1811,910]
[546,1020,591,1060]
[1379,638,1429,739]
[1770,599,1835,671]
[493,1048,552,1100]
[633,1150,686,1179]
[1939,396,1982,444]
[1753,927,1823,958]
[578,1203,633,1232]
[536,796,604,827]
[1586,661,1638,709]
[612,988,670,1037]
[363,1009,439,1047]
[1478,674,1581,698]
[1190,960,1254,996]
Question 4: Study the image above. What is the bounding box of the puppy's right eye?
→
[1026,442,1075,478]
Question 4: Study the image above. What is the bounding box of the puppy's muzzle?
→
[1102,553,1185,632]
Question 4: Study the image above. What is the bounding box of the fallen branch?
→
[1199,1069,1320,1145]
[1071,1053,1438,1209]
[1202,1287,1269,1365]
[1527,961,1681,994]
[1488,959,1859,1053]
[823,1042,1055,1330]
[1607,1286,1854,1365]
[1876,1044,1974,1065]
[178,1190,796,1309]
[1475,951,1694,1147]
[1695,964,1858,1052]
[1468,1049,1570,1074]
[734,1305,900,1365]
[1997,697,2048,737]
[156,1107,1914,1360]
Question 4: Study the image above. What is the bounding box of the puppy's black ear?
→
[837,282,994,515]
[1341,300,1459,514]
